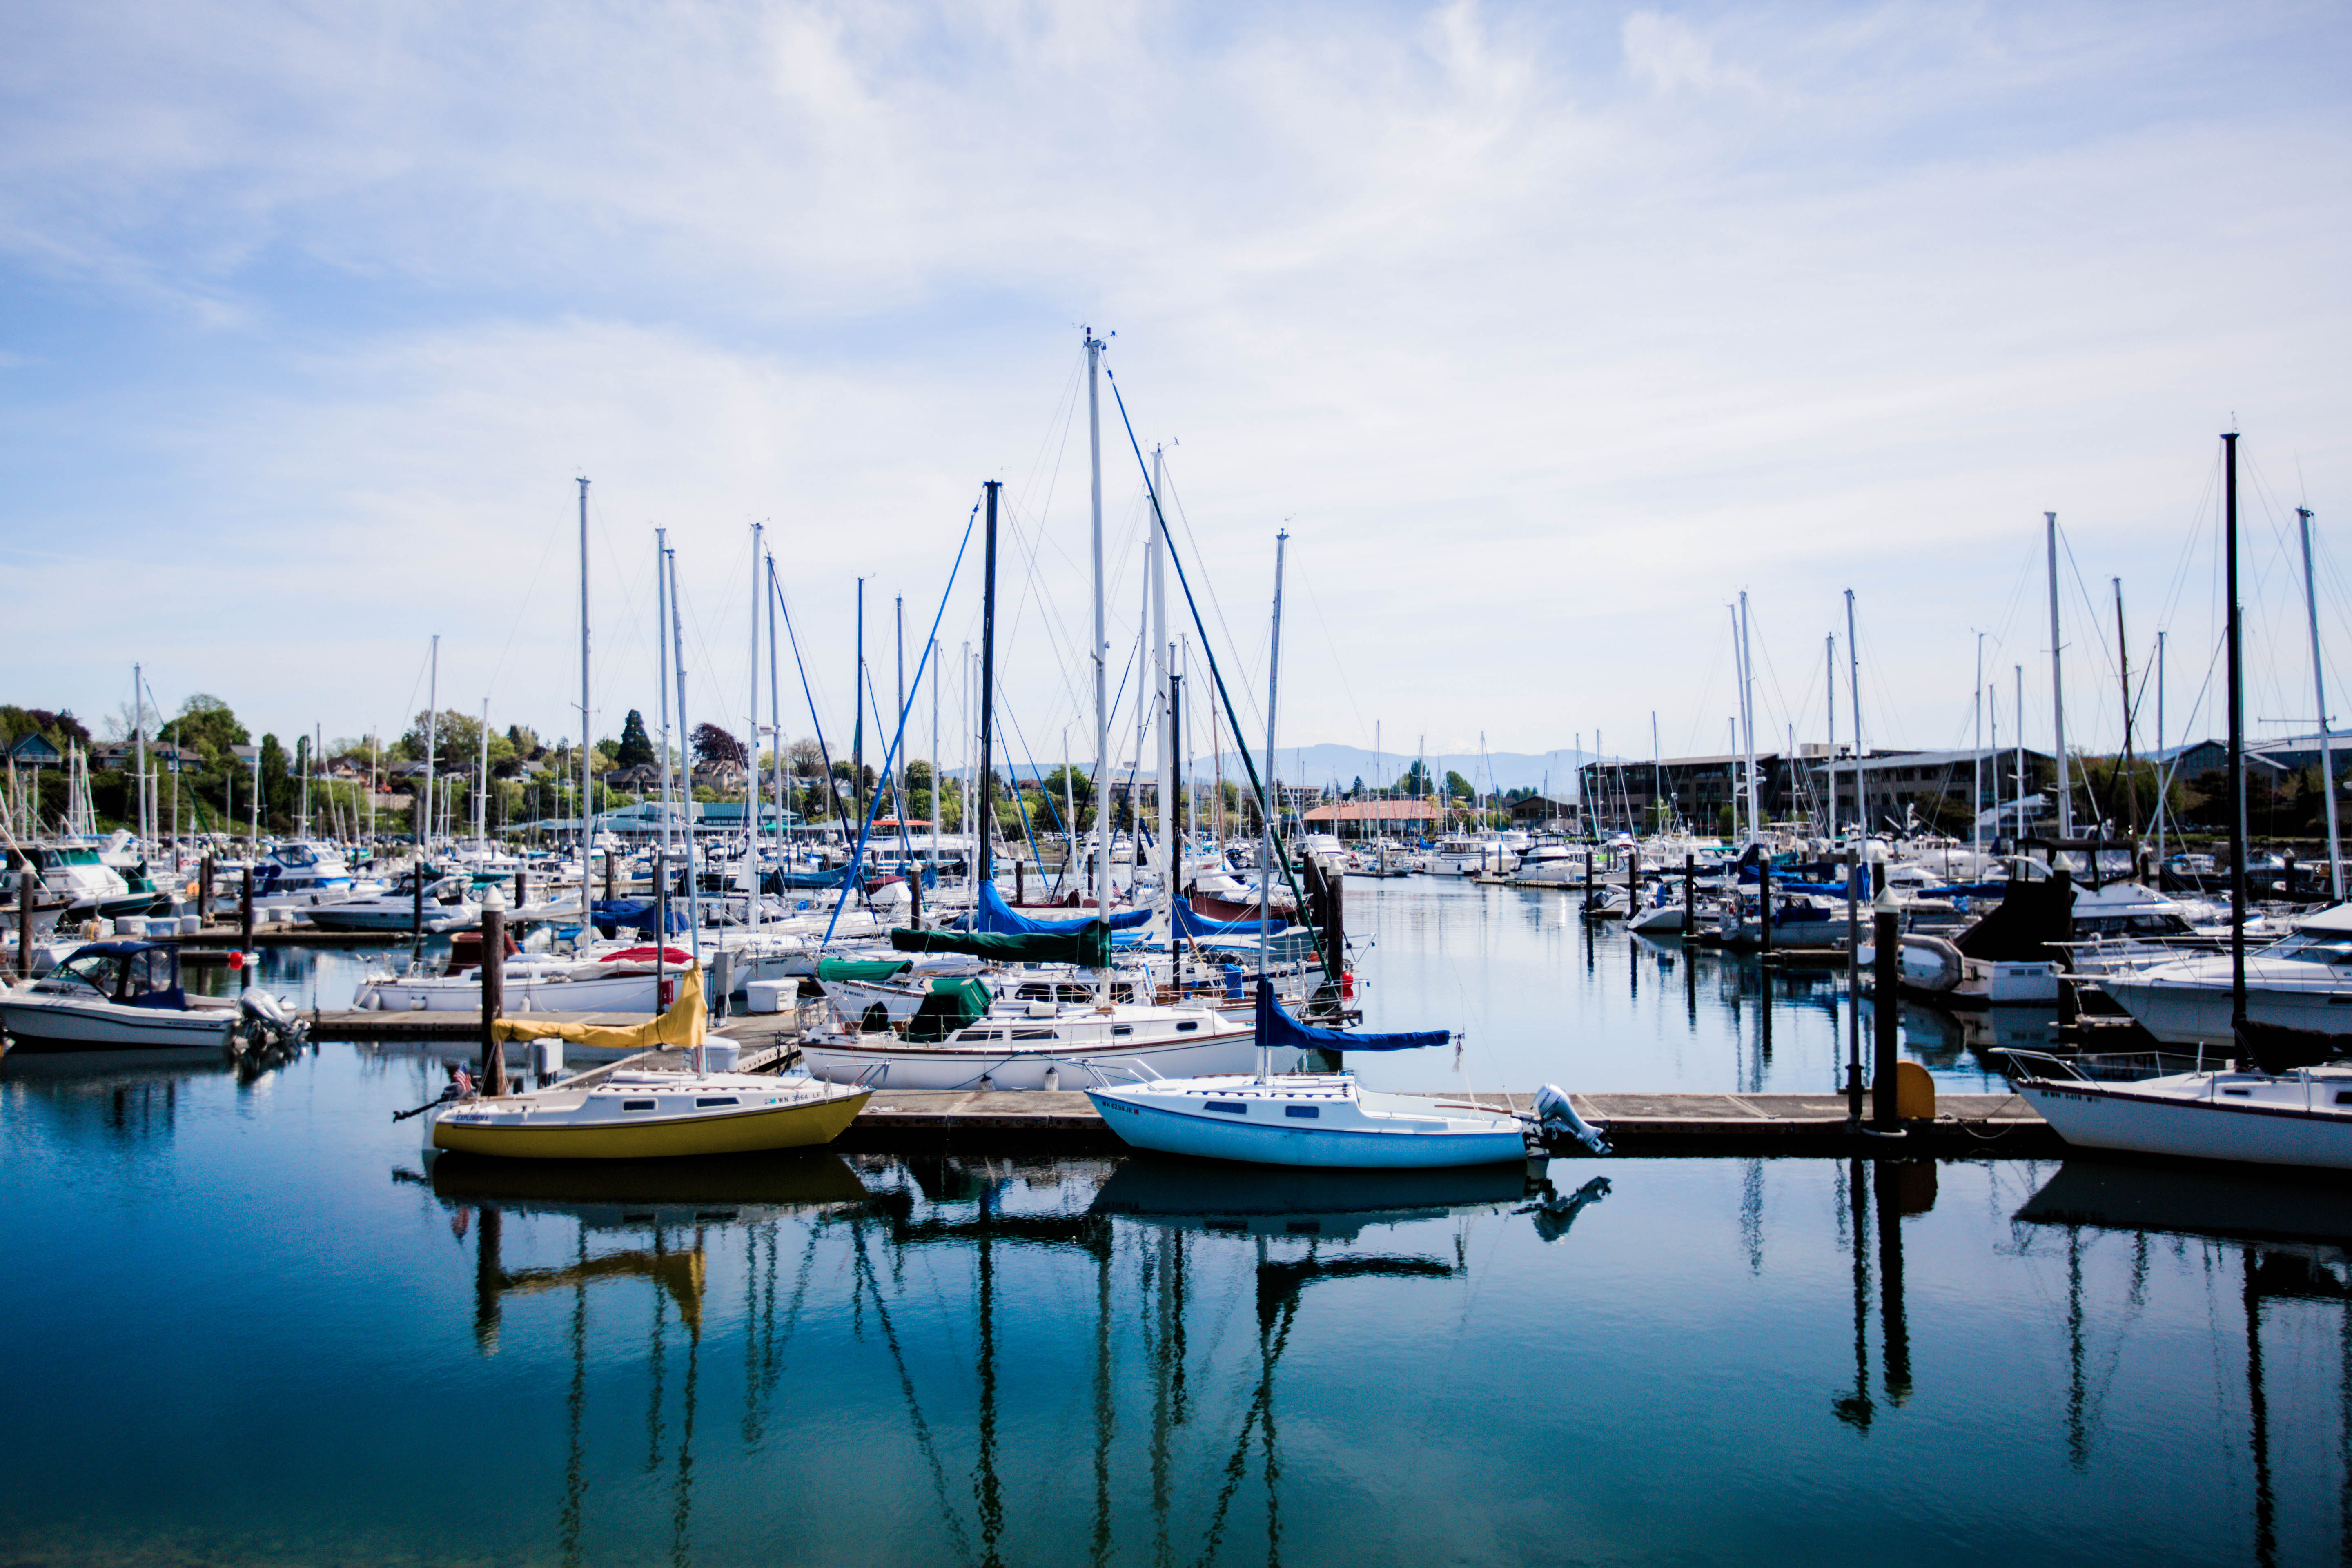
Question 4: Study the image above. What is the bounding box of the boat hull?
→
[357,970,662,1013]
[2020,1079,2352,1170]
[1089,1089,1529,1169]
[2101,977,2352,1045]
[430,1088,871,1158]
[0,995,235,1054]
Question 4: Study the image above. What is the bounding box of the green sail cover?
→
[814,958,915,983]
[905,977,993,1042]
[889,923,1112,969]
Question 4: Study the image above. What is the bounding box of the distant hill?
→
[998,744,1601,797]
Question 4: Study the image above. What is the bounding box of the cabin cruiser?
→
[2100,905,2352,1045]
[0,940,305,1057]
[1430,834,1515,877]
[306,871,481,933]
[801,990,1257,1091]
[354,942,695,1013]
[1508,843,1589,887]
[9,842,167,923]
[251,840,359,902]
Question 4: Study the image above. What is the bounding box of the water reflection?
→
[2018,1161,2352,1568]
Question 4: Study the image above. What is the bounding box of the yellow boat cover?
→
[491,962,707,1050]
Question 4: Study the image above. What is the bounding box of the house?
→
[7,733,61,765]
[1507,795,1582,831]
[91,740,203,773]
[602,764,664,793]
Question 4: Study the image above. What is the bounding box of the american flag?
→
[452,1065,474,1095]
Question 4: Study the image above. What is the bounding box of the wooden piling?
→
[1683,854,1696,934]
[602,851,615,904]
[1759,859,1774,959]
[1872,906,1900,1131]
[411,868,424,941]
[16,854,33,979]
[479,904,507,1096]
[1626,848,1639,923]
[239,867,255,990]
[513,871,526,910]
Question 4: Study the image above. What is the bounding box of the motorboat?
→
[252,840,359,902]
[1507,843,1588,887]
[2100,904,2352,1045]
[306,871,481,933]
[354,942,695,1013]
[0,940,305,1057]
[2009,1051,2352,1171]
[1084,982,1613,1169]
[1430,834,1515,877]
[12,842,167,923]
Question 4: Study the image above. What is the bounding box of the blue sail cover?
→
[1254,980,1449,1054]
[1174,900,1279,939]
[976,879,1153,935]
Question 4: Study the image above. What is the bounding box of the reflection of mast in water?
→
[1833,1158,1873,1430]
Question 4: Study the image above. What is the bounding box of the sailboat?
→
[2013,434,2352,1169]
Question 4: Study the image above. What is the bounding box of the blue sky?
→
[2,0,2346,773]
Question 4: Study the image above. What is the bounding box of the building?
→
[1298,800,1446,839]
[1809,747,2056,833]
[1507,795,1582,832]
[90,741,203,774]
[8,733,62,765]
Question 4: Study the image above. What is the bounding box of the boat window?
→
[694,1097,739,1107]
[623,1099,658,1111]
[55,951,123,997]
[2337,1091,2352,1105]
[1012,1029,1055,1040]
[1176,1021,1198,1033]
[1204,1101,1247,1115]
[128,948,174,996]
[1284,1105,1319,1119]
[2301,938,2352,964]
[2222,1087,2251,1097]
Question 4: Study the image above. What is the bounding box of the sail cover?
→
[976,880,1153,935]
[890,922,1113,970]
[1254,979,1448,1053]
[1174,900,1284,939]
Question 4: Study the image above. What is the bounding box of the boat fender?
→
[1534,1083,1612,1156]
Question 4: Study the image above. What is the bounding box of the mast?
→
[977,483,1001,887]
[853,579,865,839]
[668,545,697,961]
[1825,635,1837,840]
[2114,578,2138,838]
[1261,529,1289,976]
[1738,592,1759,841]
[1651,710,1662,834]
[747,522,762,943]
[2225,432,2247,1031]
[1152,445,1175,956]
[656,530,673,886]
[930,634,941,886]
[2047,510,2071,839]
[425,634,439,860]
[477,702,489,845]
[2013,664,2024,847]
[768,552,785,922]
[1973,633,1984,853]
[577,477,592,880]
[1845,590,1862,843]
[2299,507,2341,899]
[1086,330,1111,959]
[2156,630,2167,860]
[133,664,148,847]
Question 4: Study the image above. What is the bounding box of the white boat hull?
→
[356,969,664,1013]
[1089,1076,1530,1168]
[2021,1077,2352,1169]
[0,993,236,1054]
[2101,978,2352,1044]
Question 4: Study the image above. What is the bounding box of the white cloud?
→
[0,0,2344,762]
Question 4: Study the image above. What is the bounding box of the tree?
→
[161,694,247,760]
[258,733,292,828]
[399,708,485,765]
[1446,769,1475,801]
[1395,761,1433,797]
[788,739,826,776]
[614,709,656,769]
[692,722,746,766]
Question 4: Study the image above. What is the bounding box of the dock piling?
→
[1871,904,1900,1131]
[479,903,506,1096]
[1759,859,1773,959]
[16,855,31,979]
[1683,853,1695,934]
[239,868,255,990]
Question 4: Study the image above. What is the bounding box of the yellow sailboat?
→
[424,964,871,1160]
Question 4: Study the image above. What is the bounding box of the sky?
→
[2,0,2348,778]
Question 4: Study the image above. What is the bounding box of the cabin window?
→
[1013,1029,1054,1040]
[623,1099,658,1111]
[2337,1091,2352,1105]
[1111,1025,1132,1037]
[1204,1101,1247,1115]
[1284,1105,1320,1119]
[1176,1021,1198,1033]
[695,1097,739,1107]
[2222,1088,2251,1097]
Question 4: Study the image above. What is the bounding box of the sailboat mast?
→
[656,530,673,876]
[1152,446,1175,956]
[1845,590,1862,843]
[768,553,785,922]
[577,477,592,879]
[1825,635,1837,841]
[977,483,1001,887]
[747,521,762,942]
[930,633,941,887]
[2155,629,2167,860]
[2114,579,2138,838]
[668,545,697,962]
[1086,331,1111,942]
[1261,530,1289,976]
[425,634,439,860]
[2047,511,2071,839]
[477,702,488,844]
[2299,507,2341,898]
[2013,664,2024,846]
[2225,432,2246,1030]
[1738,592,1759,840]
[1973,633,1984,853]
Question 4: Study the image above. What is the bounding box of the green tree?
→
[1446,769,1475,801]
[399,709,484,764]
[258,733,292,829]
[160,694,247,761]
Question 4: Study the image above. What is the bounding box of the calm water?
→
[6,879,2344,1566]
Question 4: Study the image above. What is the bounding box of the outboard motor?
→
[239,988,310,1052]
[1534,1082,1612,1156]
